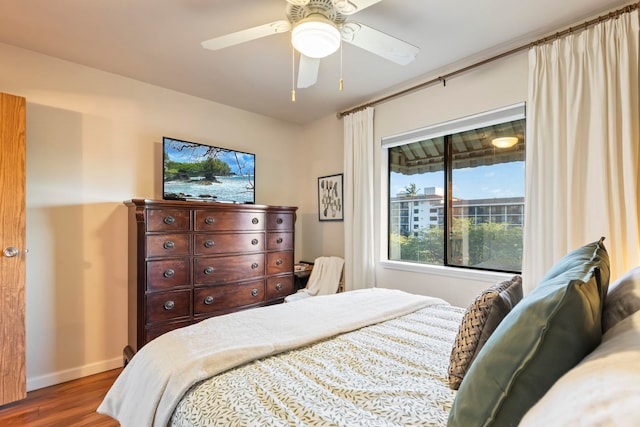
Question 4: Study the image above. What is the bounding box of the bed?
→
[99,239,640,427]
[99,288,461,426]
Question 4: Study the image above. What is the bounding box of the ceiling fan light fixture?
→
[291,15,341,58]
[491,137,518,148]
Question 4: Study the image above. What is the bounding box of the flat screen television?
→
[163,136,255,204]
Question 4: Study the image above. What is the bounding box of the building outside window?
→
[385,104,525,273]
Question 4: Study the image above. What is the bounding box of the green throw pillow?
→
[448,238,610,427]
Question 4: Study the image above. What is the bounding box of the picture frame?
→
[318,173,344,221]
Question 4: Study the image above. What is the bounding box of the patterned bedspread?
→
[170,303,464,427]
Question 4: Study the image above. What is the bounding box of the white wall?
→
[374,53,529,307]
[297,114,345,262]
[0,43,305,390]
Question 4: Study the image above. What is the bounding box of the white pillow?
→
[602,266,640,331]
[519,310,640,427]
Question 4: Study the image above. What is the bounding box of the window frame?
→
[381,103,526,275]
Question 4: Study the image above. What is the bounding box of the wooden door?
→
[0,92,26,405]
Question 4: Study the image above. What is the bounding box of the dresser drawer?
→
[266,232,293,251]
[146,319,191,343]
[146,233,191,257]
[147,209,190,232]
[194,210,265,231]
[194,253,264,285]
[194,232,264,255]
[266,275,294,301]
[194,280,265,315]
[267,212,295,230]
[146,289,191,323]
[266,251,293,275]
[146,259,190,291]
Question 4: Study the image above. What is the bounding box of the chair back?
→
[305,256,344,296]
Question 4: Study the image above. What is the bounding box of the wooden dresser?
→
[124,199,297,361]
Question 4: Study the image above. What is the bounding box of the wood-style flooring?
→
[0,368,121,426]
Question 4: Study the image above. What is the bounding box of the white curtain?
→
[343,107,375,290]
[523,9,640,293]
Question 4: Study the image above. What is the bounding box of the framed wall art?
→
[318,173,343,221]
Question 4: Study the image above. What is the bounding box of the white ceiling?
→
[0,0,631,125]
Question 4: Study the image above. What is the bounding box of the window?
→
[385,104,525,273]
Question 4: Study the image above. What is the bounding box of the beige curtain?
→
[523,9,640,293]
[343,107,375,290]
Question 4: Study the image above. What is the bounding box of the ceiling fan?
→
[200,0,419,90]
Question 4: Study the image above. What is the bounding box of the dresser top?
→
[124,199,297,211]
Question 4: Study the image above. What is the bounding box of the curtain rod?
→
[337,1,639,119]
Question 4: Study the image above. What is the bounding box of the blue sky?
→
[390,161,525,200]
[164,138,255,175]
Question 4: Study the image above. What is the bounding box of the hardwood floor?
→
[0,368,121,426]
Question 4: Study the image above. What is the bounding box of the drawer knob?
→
[252,217,259,225]
[204,266,215,275]
[204,296,214,305]
[276,237,283,244]
[276,218,283,224]
[251,288,259,297]
[204,240,215,248]
[205,216,215,225]
[163,216,175,225]
[275,283,283,291]
[276,258,283,266]
[163,269,175,278]
[251,262,259,270]
[163,240,175,250]
[251,238,259,246]
[164,300,175,310]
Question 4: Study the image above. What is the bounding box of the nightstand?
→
[294,262,313,290]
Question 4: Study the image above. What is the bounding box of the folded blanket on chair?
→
[306,256,344,296]
[287,256,344,302]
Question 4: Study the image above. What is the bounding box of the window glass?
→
[387,106,525,273]
[388,137,444,265]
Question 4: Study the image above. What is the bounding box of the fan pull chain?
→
[339,41,344,91]
[291,45,296,102]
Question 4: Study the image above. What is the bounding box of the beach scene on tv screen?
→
[163,138,255,203]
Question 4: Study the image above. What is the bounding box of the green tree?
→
[449,219,523,270]
[394,221,522,271]
[201,158,231,179]
[404,183,418,198]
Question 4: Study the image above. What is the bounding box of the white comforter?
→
[98,288,446,427]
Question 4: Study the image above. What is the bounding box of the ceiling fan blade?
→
[297,55,320,88]
[201,20,291,51]
[332,0,383,15]
[286,0,310,5]
[342,22,419,65]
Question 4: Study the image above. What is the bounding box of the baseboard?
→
[26,357,123,391]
